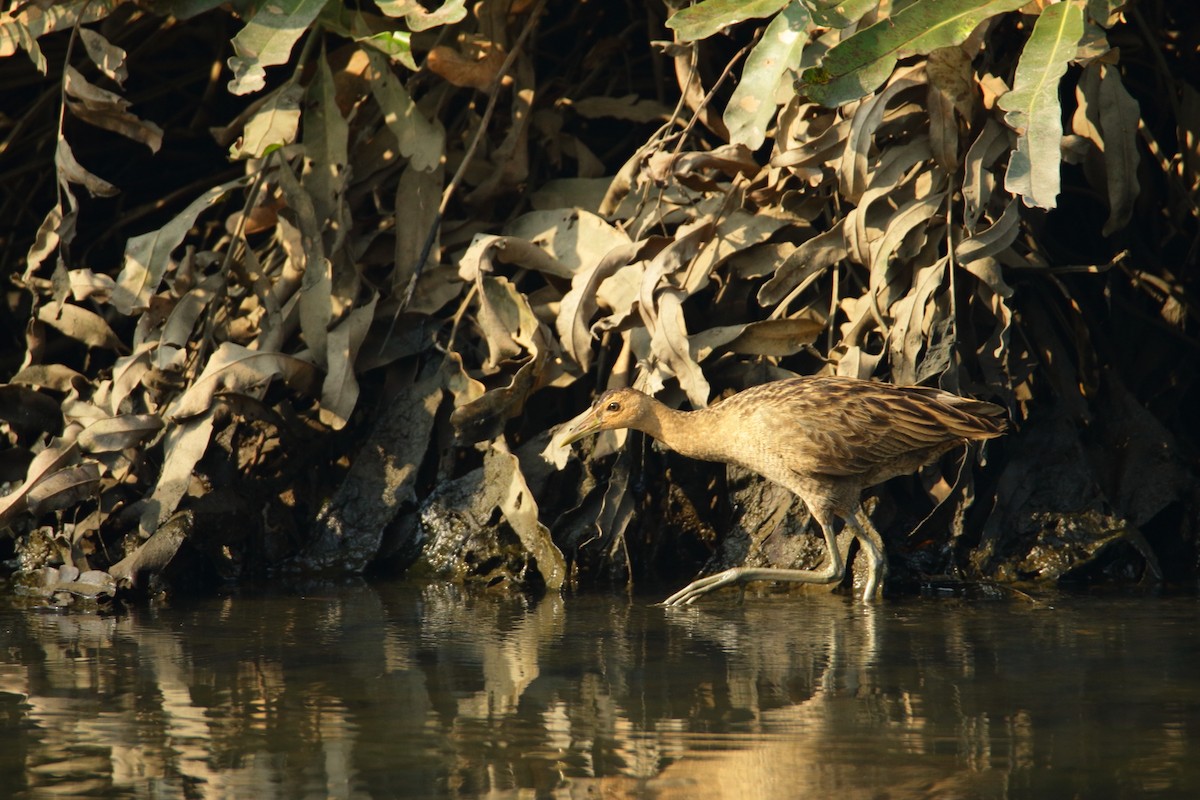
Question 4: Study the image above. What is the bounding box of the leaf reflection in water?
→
[1,586,1198,798]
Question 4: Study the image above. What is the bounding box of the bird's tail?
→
[906,387,1008,439]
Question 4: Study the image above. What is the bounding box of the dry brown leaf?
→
[114,176,250,315]
[568,94,672,123]
[459,233,568,282]
[319,293,378,430]
[26,462,100,516]
[168,343,318,421]
[503,208,632,277]
[683,209,790,295]
[55,137,118,197]
[139,409,215,537]
[962,119,1011,232]
[0,426,81,528]
[556,242,640,370]
[0,384,63,438]
[759,221,849,308]
[868,190,947,314]
[839,67,927,202]
[649,289,709,408]
[9,364,85,393]
[77,414,164,453]
[956,197,1020,282]
[426,42,510,92]
[689,313,825,362]
[78,28,126,84]
[37,302,126,352]
[888,259,947,385]
[64,66,162,152]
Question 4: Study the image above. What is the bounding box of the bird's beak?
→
[554,405,602,448]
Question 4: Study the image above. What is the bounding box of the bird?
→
[554,376,1006,604]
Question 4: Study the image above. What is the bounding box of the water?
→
[1,582,1197,799]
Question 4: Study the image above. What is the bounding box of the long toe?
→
[659,569,745,606]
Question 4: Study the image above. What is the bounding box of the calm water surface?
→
[1,582,1197,799]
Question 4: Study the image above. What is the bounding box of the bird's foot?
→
[658,565,844,606]
[658,568,749,606]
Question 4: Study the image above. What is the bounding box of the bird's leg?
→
[659,512,846,606]
[845,508,888,601]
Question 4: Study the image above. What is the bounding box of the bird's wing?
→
[777,379,994,478]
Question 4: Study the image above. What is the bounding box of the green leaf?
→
[800,0,1027,107]
[999,0,1085,210]
[361,30,417,71]
[140,0,231,21]
[1086,0,1124,28]
[666,0,789,43]
[805,0,879,28]
[724,2,810,150]
[227,0,325,96]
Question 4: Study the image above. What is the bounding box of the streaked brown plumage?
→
[555,376,1006,604]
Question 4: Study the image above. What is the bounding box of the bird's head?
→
[554,388,651,448]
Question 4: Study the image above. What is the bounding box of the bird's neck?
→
[637,403,719,462]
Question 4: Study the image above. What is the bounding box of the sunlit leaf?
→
[227,0,325,95]
[689,314,824,361]
[231,83,302,159]
[154,275,222,371]
[666,0,789,43]
[806,0,878,28]
[77,414,164,453]
[800,0,1027,107]
[725,2,809,150]
[758,221,849,307]
[9,364,85,394]
[0,0,119,69]
[556,242,640,371]
[37,302,126,351]
[999,0,1085,209]
[78,28,127,84]
[168,343,318,420]
[24,205,63,280]
[962,119,1011,232]
[956,197,1021,270]
[360,30,417,71]
[376,0,468,32]
[64,66,163,152]
[503,208,632,277]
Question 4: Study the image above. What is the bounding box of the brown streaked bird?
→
[554,376,1006,605]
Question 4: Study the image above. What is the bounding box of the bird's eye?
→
[606,401,620,412]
